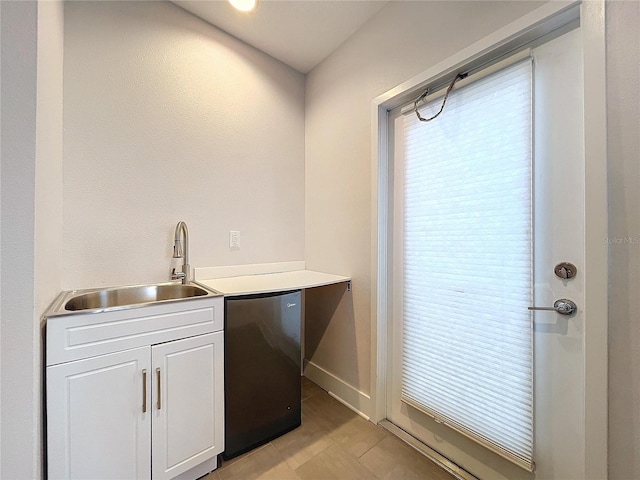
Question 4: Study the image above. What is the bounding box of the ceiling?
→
[173,0,389,73]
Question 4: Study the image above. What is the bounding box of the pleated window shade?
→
[400,59,534,470]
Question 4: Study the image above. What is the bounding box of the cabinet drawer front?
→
[47,297,223,365]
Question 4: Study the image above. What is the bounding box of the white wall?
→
[304,0,544,414]
[63,1,305,290]
[0,1,64,477]
[606,1,640,478]
[1,2,39,477]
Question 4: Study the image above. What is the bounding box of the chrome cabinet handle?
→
[156,368,161,410]
[528,299,577,316]
[142,369,147,413]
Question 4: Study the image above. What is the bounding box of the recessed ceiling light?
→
[229,0,256,12]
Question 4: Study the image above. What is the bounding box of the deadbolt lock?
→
[554,262,577,280]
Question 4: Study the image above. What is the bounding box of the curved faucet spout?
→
[171,221,190,284]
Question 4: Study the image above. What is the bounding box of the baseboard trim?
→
[303,360,371,419]
[379,420,478,480]
[327,391,370,422]
[170,456,218,480]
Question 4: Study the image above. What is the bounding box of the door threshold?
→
[378,420,478,480]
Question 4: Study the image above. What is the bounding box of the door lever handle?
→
[528,299,577,316]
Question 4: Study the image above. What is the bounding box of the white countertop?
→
[196,269,350,296]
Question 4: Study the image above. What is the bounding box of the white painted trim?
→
[170,457,217,480]
[379,420,478,480]
[327,392,370,422]
[370,89,390,423]
[303,360,371,419]
[371,0,608,477]
[194,261,305,280]
[579,1,608,478]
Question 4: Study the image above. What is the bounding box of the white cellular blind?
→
[401,60,534,470]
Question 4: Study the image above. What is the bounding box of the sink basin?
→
[64,284,210,312]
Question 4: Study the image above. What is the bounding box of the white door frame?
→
[369,1,607,478]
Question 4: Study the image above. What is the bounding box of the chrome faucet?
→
[171,221,191,284]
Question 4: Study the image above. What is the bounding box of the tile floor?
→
[204,377,456,480]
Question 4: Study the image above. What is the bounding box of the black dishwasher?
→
[223,290,302,460]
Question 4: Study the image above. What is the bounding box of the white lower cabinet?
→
[152,333,224,480]
[47,346,152,480]
[46,296,225,480]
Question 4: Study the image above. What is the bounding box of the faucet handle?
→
[171,268,186,281]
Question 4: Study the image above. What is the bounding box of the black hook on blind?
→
[414,72,468,123]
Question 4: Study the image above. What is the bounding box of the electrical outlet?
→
[230,230,240,249]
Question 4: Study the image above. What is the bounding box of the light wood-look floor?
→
[204,377,455,480]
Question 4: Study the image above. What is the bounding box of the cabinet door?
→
[47,346,151,480]
[152,332,224,480]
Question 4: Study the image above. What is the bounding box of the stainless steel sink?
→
[64,284,209,311]
[45,282,220,316]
